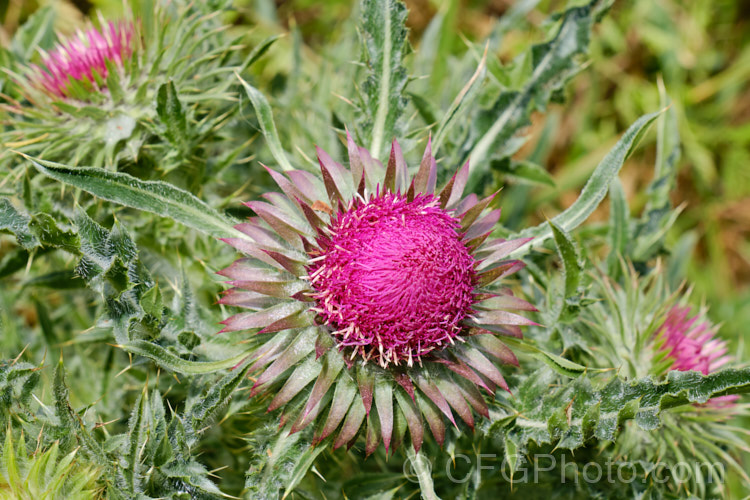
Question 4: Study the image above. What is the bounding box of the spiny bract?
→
[219,134,537,453]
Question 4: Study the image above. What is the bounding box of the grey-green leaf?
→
[465,0,613,189]
[360,0,409,158]
[503,367,750,453]
[549,220,582,298]
[509,110,662,258]
[23,155,245,240]
[236,73,294,172]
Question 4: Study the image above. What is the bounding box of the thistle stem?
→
[406,446,441,500]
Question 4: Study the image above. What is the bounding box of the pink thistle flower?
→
[30,21,133,98]
[656,306,738,407]
[218,135,537,452]
[308,192,476,368]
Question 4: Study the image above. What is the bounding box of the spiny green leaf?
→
[0,199,37,249]
[432,44,487,152]
[647,88,681,217]
[104,59,126,103]
[139,283,163,319]
[187,362,252,442]
[23,154,245,240]
[465,0,613,189]
[52,358,112,472]
[631,89,682,262]
[236,72,294,172]
[549,220,582,299]
[606,177,629,276]
[509,110,662,258]
[245,426,328,500]
[124,389,147,494]
[0,360,41,418]
[503,338,586,378]
[281,441,330,499]
[501,368,750,453]
[29,213,79,253]
[156,80,189,148]
[120,340,253,375]
[158,460,228,497]
[0,428,101,499]
[239,34,282,74]
[74,209,119,280]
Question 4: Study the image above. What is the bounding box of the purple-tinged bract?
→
[219,134,537,452]
[31,21,133,98]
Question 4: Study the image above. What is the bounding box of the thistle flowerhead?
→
[30,21,133,98]
[582,262,741,411]
[2,1,252,170]
[220,134,537,452]
[575,263,746,495]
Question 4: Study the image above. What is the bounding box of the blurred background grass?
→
[2,0,749,493]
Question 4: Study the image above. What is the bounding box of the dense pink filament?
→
[658,306,731,374]
[32,21,133,97]
[657,306,738,407]
[308,192,476,367]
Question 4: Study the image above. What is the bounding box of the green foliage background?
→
[0,0,748,498]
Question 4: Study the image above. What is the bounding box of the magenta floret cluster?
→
[308,192,476,367]
[32,21,133,97]
[658,306,731,375]
[657,306,738,408]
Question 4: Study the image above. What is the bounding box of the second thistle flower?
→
[30,21,133,98]
[3,2,252,171]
